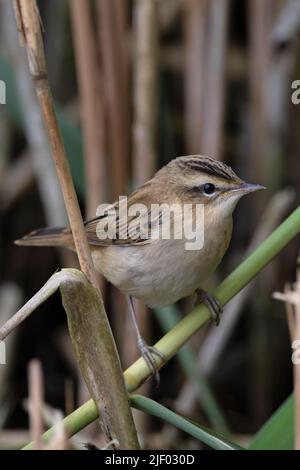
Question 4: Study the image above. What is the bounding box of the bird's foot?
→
[195,288,223,326]
[137,338,165,386]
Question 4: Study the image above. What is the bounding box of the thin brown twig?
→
[65,379,75,418]
[28,359,44,450]
[97,0,129,197]
[284,283,296,339]
[114,0,130,160]
[184,0,207,154]
[184,0,228,159]
[40,404,70,450]
[23,398,69,450]
[295,267,300,451]
[12,0,98,287]
[273,258,300,450]
[248,0,271,182]
[0,283,23,402]
[132,0,158,184]
[201,0,229,160]
[70,0,107,219]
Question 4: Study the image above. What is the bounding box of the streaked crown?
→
[175,155,242,183]
[153,155,264,212]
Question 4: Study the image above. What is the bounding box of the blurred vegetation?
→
[0,0,300,450]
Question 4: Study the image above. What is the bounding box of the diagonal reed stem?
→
[22,205,300,448]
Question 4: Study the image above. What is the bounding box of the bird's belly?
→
[92,223,231,307]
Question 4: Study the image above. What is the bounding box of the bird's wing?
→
[84,187,162,246]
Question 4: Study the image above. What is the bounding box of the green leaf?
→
[130,394,243,450]
[0,55,85,197]
[249,394,294,450]
[154,305,229,433]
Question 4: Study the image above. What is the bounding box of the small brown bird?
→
[16,155,264,379]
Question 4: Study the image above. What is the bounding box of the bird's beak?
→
[232,182,266,195]
[240,182,266,193]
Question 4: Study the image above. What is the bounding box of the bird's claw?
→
[137,338,165,386]
[195,289,223,326]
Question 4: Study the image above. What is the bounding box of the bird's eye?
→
[202,183,216,196]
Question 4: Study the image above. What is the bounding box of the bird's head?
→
[158,155,265,219]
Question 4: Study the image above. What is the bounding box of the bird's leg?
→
[127,296,165,385]
[194,288,223,326]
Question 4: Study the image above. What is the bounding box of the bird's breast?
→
[91,215,233,307]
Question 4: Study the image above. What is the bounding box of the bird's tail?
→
[15,226,73,248]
